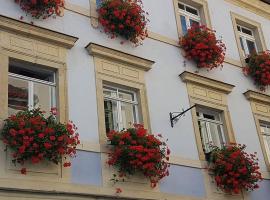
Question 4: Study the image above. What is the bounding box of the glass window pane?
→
[237,25,241,31]
[190,19,200,27]
[8,77,29,115]
[246,40,257,54]
[178,3,184,10]
[240,37,245,51]
[103,88,117,98]
[118,90,135,101]
[181,15,188,35]
[242,27,253,36]
[263,135,270,161]
[120,102,137,130]
[104,99,118,133]
[33,82,55,114]
[186,5,199,16]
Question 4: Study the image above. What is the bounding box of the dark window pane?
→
[186,5,198,16]
[203,114,215,120]
[242,27,253,36]
[237,25,241,31]
[247,40,256,54]
[190,19,200,26]
[178,3,185,10]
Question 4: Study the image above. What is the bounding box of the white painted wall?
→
[0,0,270,184]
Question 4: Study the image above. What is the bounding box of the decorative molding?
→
[179,71,235,94]
[225,0,270,20]
[0,15,78,49]
[86,43,155,71]
[244,90,270,105]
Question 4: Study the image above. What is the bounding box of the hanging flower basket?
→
[179,25,226,70]
[243,51,270,91]
[97,0,149,45]
[107,124,170,187]
[208,143,262,194]
[1,108,80,174]
[15,0,64,19]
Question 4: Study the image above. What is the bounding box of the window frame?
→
[196,107,227,154]
[103,84,140,132]
[173,0,212,36]
[231,12,267,66]
[8,71,57,114]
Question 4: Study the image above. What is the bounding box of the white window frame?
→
[103,85,139,131]
[260,121,270,162]
[197,108,226,153]
[178,2,201,33]
[237,24,258,57]
[8,72,56,112]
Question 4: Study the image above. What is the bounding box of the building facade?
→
[0,0,270,199]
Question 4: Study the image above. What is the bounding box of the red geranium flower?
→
[107,124,170,187]
[15,0,64,19]
[1,108,80,174]
[180,25,226,70]
[243,50,270,91]
[97,0,149,45]
[208,143,262,194]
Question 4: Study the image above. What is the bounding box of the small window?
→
[196,107,227,154]
[103,85,139,133]
[237,24,257,57]
[8,60,56,116]
[178,2,201,35]
[260,121,270,163]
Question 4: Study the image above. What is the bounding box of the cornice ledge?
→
[179,71,235,94]
[225,0,270,19]
[244,90,270,105]
[86,43,155,71]
[0,15,78,49]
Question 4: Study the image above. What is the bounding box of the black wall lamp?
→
[169,105,196,128]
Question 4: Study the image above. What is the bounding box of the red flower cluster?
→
[209,143,262,194]
[97,0,149,45]
[243,51,270,91]
[1,108,80,174]
[107,124,170,187]
[15,0,64,19]
[180,25,226,70]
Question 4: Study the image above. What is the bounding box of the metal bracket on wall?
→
[169,105,196,128]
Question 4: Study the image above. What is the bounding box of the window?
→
[231,12,267,65]
[8,60,56,116]
[178,2,201,35]
[237,25,257,57]
[260,121,270,162]
[197,107,227,153]
[103,85,139,132]
[173,0,211,36]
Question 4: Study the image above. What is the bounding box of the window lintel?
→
[179,71,235,94]
[0,15,78,49]
[85,43,155,71]
[244,90,270,105]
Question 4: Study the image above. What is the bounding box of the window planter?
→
[106,124,170,187]
[97,0,149,45]
[243,51,270,91]
[179,25,226,70]
[1,108,80,174]
[208,143,262,194]
[15,0,64,19]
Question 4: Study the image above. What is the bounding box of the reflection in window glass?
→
[246,40,256,54]
[181,15,188,35]
[8,77,29,115]
[103,85,139,132]
[260,122,270,163]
